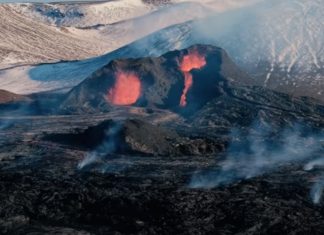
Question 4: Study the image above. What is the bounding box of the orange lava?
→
[179,50,206,107]
[107,70,141,106]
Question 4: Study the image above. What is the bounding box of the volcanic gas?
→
[179,50,206,107]
[107,70,141,106]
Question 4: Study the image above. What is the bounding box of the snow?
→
[194,0,324,76]
[0,4,109,69]
[0,1,212,69]
[11,1,155,28]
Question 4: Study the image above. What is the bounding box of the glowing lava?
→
[179,50,206,107]
[107,70,141,106]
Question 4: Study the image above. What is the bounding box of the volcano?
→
[59,45,252,114]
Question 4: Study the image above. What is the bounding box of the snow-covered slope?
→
[126,0,324,90]
[98,2,211,45]
[0,4,110,69]
[193,0,324,98]
[0,1,211,69]
[11,0,260,29]
[12,1,156,28]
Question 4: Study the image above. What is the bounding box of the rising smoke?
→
[190,123,324,191]
[310,178,324,204]
[78,122,124,173]
[304,158,324,204]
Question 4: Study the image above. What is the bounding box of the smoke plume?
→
[304,158,324,204]
[190,123,323,188]
[78,122,123,172]
[310,178,324,204]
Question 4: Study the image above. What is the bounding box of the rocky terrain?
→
[0,103,323,234]
[0,44,324,234]
[0,90,29,105]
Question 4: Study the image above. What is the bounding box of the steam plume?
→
[78,123,122,170]
[310,179,324,204]
[190,123,323,188]
[304,157,324,204]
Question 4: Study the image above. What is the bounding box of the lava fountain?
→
[179,50,206,107]
[107,70,141,106]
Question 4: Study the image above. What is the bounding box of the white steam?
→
[304,157,324,204]
[310,180,324,204]
[78,123,122,170]
[304,157,324,171]
[190,124,323,189]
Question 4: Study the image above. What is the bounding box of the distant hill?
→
[0,90,29,104]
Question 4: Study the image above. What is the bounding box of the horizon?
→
[0,0,109,3]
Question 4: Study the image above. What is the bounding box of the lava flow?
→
[107,70,141,106]
[179,50,206,107]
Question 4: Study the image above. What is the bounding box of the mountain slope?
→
[0,4,108,69]
[0,1,210,70]
[195,0,324,99]
[12,0,259,28]
[12,1,155,28]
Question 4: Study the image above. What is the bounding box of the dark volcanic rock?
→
[1,158,324,235]
[44,118,226,156]
[192,86,324,129]
[0,111,324,234]
[119,119,180,155]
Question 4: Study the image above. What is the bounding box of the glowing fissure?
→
[107,70,141,106]
[179,50,206,107]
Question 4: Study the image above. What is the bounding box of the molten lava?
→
[107,70,141,106]
[179,50,206,107]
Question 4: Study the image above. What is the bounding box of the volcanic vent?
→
[106,70,142,106]
[179,49,206,107]
[59,45,251,114]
